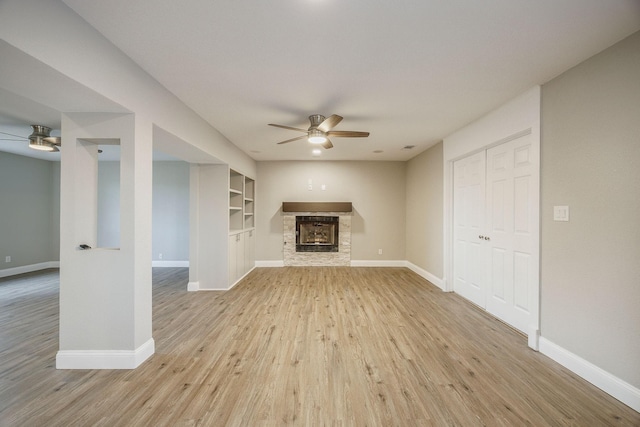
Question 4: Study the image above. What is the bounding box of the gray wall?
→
[97,161,121,248]
[0,152,60,269]
[541,31,640,388]
[152,161,189,261]
[97,160,189,260]
[256,161,406,261]
[405,142,443,277]
[0,156,189,272]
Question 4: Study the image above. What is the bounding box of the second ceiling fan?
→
[269,114,369,149]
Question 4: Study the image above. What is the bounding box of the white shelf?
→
[229,169,255,231]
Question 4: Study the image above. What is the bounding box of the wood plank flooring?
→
[1,267,638,426]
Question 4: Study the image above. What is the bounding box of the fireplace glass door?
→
[296,216,339,252]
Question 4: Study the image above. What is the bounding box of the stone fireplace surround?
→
[282,202,352,266]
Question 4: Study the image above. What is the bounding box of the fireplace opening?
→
[296,216,339,252]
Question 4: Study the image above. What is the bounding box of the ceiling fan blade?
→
[0,130,28,139]
[322,139,333,149]
[317,114,343,132]
[327,130,370,138]
[277,135,308,145]
[268,123,307,132]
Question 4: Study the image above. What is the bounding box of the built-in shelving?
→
[229,169,255,232]
[243,175,255,229]
[228,169,256,286]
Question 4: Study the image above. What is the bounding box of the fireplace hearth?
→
[296,216,339,252]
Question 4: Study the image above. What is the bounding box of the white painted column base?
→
[56,338,155,370]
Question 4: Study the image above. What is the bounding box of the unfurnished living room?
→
[1,1,639,425]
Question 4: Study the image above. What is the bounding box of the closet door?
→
[485,134,536,333]
[453,133,537,334]
[453,151,486,308]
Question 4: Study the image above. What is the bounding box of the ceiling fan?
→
[269,114,369,149]
[0,125,61,152]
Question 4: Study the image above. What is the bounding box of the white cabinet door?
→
[236,232,245,280]
[244,230,255,274]
[453,133,537,334]
[453,151,487,308]
[228,234,238,285]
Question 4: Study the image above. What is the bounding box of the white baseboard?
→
[152,260,189,268]
[404,261,444,290]
[0,261,60,278]
[56,338,155,370]
[539,337,640,412]
[255,260,285,267]
[187,281,200,292]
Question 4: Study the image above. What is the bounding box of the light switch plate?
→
[553,206,569,221]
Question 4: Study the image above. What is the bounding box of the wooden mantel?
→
[282,202,352,213]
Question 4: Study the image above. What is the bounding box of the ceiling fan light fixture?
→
[28,125,60,152]
[308,129,327,144]
[29,138,57,151]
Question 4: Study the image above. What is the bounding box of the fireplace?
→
[282,202,351,266]
[296,216,339,252]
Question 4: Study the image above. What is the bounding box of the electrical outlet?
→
[158,253,163,260]
[378,249,383,255]
[5,256,10,263]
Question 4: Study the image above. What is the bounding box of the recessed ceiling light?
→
[312,149,322,156]
[402,145,415,150]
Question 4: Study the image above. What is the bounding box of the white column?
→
[57,112,154,369]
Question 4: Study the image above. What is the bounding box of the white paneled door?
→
[453,133,537,333]
[453,151,487,307]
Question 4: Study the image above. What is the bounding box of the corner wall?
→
[405,142,443,283]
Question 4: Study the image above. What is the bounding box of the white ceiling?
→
[3,1,640,162]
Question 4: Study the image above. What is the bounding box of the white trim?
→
[539,338,640,412]
[56,338,155,370]
[528,327,540,351]
[255,260,285,267]
[405,262,444,290]
[350,260,407,267]
[152,260,189,268]
[0,261,60,278]
[194,266,258,291]
[228,265,256,289]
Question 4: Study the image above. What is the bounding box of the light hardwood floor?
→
[1,267,638,426]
